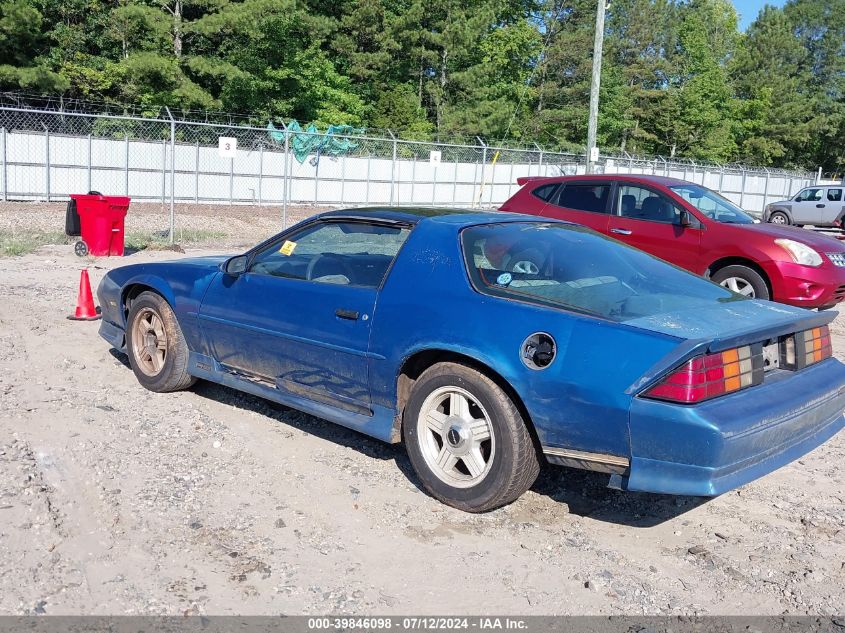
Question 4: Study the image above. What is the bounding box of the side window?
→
[556,183,611,213]
[828,188,842,202]
[796,188,823,202]
[248,221,411,288]
[531,183,558,202]
[617,185,682,224]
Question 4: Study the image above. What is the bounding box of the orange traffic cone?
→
[67,269,101,321]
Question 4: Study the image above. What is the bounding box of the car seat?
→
[641,196,674,222]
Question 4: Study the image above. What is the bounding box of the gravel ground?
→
[1,243,844,616]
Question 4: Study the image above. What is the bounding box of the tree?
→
[731,5,813,166]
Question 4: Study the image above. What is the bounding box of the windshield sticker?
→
[279,240,297,256]
[496,272,513,286]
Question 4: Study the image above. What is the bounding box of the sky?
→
[732,0,787,30]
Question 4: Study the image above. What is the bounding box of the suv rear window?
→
[531,183,559,202]
[557,183,611,213]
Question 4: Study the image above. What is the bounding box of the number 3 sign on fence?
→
[218,137,237,158]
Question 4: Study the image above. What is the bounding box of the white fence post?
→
[124,134,129,196]
[388,130,397,206]
[258,144,263,207]
[161,140,167,204]
[535,143,544,177]
[341,153,346,205]
[43,124,50,201]
[2,127,7,201]
[87,134,92,193]
[476,137,488,209]
[166,107,175,243]
[365,153,371,205]
[763,168,770,210]
[281,120,289,228]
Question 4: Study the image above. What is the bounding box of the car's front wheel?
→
[126,291,196,392]
[403,362,540,512]
[711,265,770,300]
[769,211,790,225]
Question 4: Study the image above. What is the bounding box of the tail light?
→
[781,325,832,369]
[644,345,763,404]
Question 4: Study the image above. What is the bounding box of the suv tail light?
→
[781,325,832,369]
[644,345,763,404]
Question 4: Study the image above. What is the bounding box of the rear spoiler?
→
[516,176,553,186]
[626,309,837,395]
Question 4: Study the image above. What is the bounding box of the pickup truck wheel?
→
[711,265,770,300]
[403,362,540,512]
[126,291,196,392]
[769,211,790,225]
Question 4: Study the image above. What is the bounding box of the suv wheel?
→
[769,211,790,225]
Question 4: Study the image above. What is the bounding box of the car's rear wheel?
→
[126,291,196,392]
[403,362,539,512]
[769,211,790,225]
[711,265,770,300]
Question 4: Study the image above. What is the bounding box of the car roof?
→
[317,206,549,227]
[528,174,693,187]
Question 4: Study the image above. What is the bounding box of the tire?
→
[74,240,88,257]
[711,265,770,300]
[403,362,540,512]
[769,211,790,225]
[818,303,838,311]
[126,291,196,392]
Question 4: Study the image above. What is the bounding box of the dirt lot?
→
[1,241,844,616]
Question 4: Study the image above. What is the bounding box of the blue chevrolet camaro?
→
[97,208,845,512]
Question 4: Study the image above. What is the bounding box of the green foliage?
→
[0,0,843,170]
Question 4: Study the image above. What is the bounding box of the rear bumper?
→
[764,259,845,307]
[625,359,845,496]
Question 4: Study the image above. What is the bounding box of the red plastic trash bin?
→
[69,194,130,257]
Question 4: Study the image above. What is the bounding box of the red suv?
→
[501,174,845,309]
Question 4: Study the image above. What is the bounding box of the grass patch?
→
[0,231,69,256]
[0,228,226,256]
[124,229,226,252]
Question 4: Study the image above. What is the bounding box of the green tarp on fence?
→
[268,121,364,164]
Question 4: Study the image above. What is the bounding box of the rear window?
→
[557,183,611,213]
[531,183,558,202]
[461,222,739,321]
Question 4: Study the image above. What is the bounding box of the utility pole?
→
[585,0,608,174]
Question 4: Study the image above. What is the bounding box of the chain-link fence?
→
[0,104,820,235]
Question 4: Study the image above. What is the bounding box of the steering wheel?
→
[306,253,354,281]
[506,248,545,275]
[511,259,540,275]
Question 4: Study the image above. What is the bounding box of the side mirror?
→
[679,210,692,227]
[224,255,248,276]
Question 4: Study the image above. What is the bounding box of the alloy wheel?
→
[132,308,168,376]
[416,386,495,488]
[719,276,756,297]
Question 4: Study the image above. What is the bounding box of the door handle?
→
[335,308,359,320]
[817,204,826,208]
[610,228,632,235]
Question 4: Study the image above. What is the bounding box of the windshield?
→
[461,222,741,322]
[669,184,755,224]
